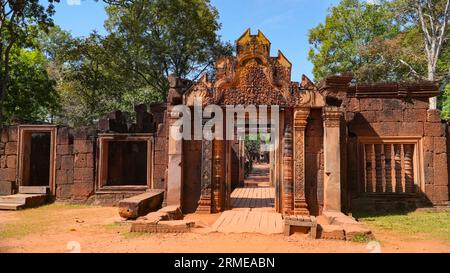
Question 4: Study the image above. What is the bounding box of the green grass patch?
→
[0,203,96,240]
[351,234,373,243]
[357,211,450,242]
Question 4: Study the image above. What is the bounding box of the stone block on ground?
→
[118,190,164,220]
[318,224,345,240]
[343,223,373,241]
[130,219,195,233]
[156,220,196,233]
[158,205,183,220]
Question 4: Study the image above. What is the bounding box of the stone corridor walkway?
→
[230,163,275,209]
[213,164,283,234]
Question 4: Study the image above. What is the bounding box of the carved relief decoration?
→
[185,29,325,108]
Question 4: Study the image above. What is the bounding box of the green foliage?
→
[440,83,450,120]
[3,48,58,123]
[0,0,60,125]
[308,0,401,81]
[104,0,232,96]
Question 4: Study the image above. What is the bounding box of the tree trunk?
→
[428,63,437,109]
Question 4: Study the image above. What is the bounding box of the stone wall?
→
[56,127,95,202]
[0,126,18,195]
[153,114,168,190]
[305,109,324,215]
[344,97,449,204]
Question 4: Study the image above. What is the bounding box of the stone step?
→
[0,194,48,209]
[0,202,26,210]
[19,186,49,194]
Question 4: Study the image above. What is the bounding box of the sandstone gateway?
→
[0,30,449,226]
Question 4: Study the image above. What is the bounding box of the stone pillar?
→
[282,124,294,215]
[293,108,310,215]
[323,106,342,212]
[212,139,225,212]
[166,107,183,206]
[196,120,213,213]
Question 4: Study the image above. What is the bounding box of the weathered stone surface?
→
[137,211,169,222]
[74,140,94,154]
[74,153,94,168]
[433,186,449,202]
[403,109,426,122]
[7,127,17,142]
[424,122,445,137]
[158,205,183,220]
[19,186,49,194]
[318,224,345,240]
[72,182,94,198]
[0,181,14,196]
[398,122,423,136]
[346,98,360,112]
[434,153,448,186]
[6,156,16,169]
[380,109,402,122]
[118,190,164,220]
[57,127,72,145]
[61,156,73,170]
[73,168,94,182]
[360,111,377,123]
[1,129,8,143]
[360,99,382,111]
[157,220,195,233]
[382,99,403,110]
[0,168,16,182]
[423,137,434,152]
[57,144,73,155]
[434,137,447,154]
[372,122,399,136]
[5,142,17,155]
[343,223,372,241]
[427,110,442,123]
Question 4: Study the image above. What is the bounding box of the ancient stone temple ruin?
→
[0,29,449,219]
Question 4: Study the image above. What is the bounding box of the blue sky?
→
[52,0,342,81]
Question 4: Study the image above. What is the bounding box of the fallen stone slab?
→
[118,190,164,220]
[130,220,195,233]
[318,224,345,240]
[158,205,183,220]
[130,220,158,233]
[157,220,195,233]
[343,223,373,241]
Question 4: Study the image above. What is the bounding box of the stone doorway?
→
[97,134,153,191]
[17,125,57,195]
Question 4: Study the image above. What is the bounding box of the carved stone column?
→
[282,124,294,215]
[293,108,310,215]
[323,106,342,212]
[196,120,213,213]
[212,139,225,213]
[166,107,183,206]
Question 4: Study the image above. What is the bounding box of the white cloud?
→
[365,0,382,4]
[67,0,81,6]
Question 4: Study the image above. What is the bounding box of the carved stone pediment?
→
[185,29,325,108]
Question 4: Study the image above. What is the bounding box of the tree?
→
[103,0,232,97]
[0,0,59,125]
[3,48,58,123]
[393,0,450,108]
[308,0,400,82]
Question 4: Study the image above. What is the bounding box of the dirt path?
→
[1,204,449,253]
